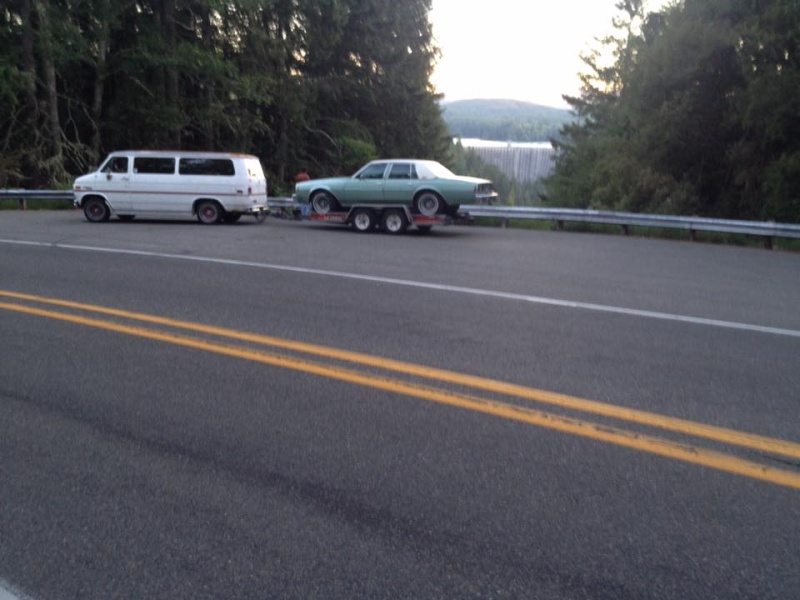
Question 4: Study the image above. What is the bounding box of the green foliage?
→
[339,138,379,175]
[0,0,449,189]
[546,0,800,223]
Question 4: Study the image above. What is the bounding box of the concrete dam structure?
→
[465,143,557,183]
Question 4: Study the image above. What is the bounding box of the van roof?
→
[109,150,259,160]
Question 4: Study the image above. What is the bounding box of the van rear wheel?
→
[197,201,222,224]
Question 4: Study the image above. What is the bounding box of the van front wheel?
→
[83,198,110,223]
[197,201,222,224]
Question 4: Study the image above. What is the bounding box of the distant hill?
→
[441,99,574,143]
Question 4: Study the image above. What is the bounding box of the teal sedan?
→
[294,159,497,219]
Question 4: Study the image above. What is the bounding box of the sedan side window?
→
[388,163,415,180]
[358,163,387,180]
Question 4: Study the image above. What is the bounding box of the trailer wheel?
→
[414,192,441,217]
[311,191,337,215]
[381,209,408,234]
[351,208,377,233]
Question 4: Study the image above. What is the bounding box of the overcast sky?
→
[429,0,670,108]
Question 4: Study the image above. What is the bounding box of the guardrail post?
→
[555,220,564,231]
[18,198,26,210]
[621,224,630,236]
[689,229,697,242]
[764,236,774,250]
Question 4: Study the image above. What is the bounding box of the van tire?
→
[197,201,222,224]
[84,198,110,223]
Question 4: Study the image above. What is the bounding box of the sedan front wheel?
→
[311,191,337,215]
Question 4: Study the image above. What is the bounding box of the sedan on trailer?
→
[294,160,497,224]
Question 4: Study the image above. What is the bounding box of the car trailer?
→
[301,203,470,234]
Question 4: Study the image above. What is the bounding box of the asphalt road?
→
[1,211,799,599]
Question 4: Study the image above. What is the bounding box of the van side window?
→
[179,158,235,176]
[133,157,175,174]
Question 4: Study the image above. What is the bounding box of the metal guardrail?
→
[0,189,75,208]
[460,205,800,246]
[3,190,798,246]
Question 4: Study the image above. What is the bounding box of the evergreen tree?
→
[0,0,451,188]
[547,0,800,223]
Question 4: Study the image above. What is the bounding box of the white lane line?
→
[3,238,800,339]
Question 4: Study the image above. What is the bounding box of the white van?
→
[73,151,269,224]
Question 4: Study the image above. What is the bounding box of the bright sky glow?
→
[429,0,672,108]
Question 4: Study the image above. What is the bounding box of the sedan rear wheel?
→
[415,192,441,217]
[351,208,377,233]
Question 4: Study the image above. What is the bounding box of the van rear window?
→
[179,158,235,176]
[133,157,175,174]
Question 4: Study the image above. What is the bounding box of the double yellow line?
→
[2,289,800,489]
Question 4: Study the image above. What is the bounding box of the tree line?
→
[0,0,450,194]
[546,0,800,223]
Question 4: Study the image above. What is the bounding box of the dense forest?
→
[546,0,800,223]
[441,99,572,143]
[0,0,450,194]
